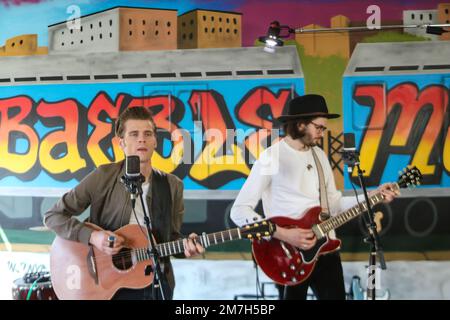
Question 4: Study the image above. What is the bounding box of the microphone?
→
[125,155,141,178]
[340,133,359,170]
[343,133,356,152]
[121,156,145,207]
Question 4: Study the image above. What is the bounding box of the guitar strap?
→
[310,147,331,221]
[310,147,337,239]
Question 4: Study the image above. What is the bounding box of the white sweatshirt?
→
[230,139,363,227]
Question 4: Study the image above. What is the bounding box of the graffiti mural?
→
[1,0,450,257]
[0,81,301,192]
[344,73,450,188]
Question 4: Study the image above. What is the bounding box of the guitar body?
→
[252,166,423,286]
[50,219,275,299]
[50,223,154,300]
[252,207,341,286]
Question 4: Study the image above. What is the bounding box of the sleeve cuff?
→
[77,225,94,245]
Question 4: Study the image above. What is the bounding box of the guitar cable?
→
[26,274,45,300]
[252,253,265,299]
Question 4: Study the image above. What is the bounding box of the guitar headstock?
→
[397,166,423,189]
[240,220,275,240]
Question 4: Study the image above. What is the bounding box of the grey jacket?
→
[44,160,185,291]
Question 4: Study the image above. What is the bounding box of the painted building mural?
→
[0,0,450,257]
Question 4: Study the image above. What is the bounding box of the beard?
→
[299,131,316,147]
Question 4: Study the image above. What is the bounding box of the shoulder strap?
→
[310,147,331,220]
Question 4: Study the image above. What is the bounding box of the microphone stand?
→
[343,151,386,301]
[121,174,166,300]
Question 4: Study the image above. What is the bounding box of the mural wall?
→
[0,0,449,255]
[0,80,302,191]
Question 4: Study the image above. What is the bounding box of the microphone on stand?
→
[343,132,356,153]
[120,155,145,208]
[340,133,359,171]
[125,155,141,179]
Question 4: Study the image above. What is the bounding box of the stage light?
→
[258,21,294,53]
[258,21,450,53]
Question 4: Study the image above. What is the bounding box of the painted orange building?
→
[0,34,47,56]
[438,3,450,40]
[119,7,177,51]
[295,15,351,58]
[178,9,241,49]
[295,15,402,59]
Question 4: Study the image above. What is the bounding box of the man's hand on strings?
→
[183,233,205,257]
[371,183,400,203]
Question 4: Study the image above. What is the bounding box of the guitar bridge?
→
[87,245,99,285]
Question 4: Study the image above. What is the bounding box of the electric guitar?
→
[50,221,274,299]
[252,166,422,286]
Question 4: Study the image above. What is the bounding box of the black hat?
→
[277,94,340,123]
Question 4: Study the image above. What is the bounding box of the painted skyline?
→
[0,0,446,47]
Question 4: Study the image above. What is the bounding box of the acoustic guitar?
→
[50,221,274,299]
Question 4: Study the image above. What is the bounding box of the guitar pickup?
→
[312,224,325,239]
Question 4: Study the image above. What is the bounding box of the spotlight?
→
[258,21,294,53]
[258,21,450,53]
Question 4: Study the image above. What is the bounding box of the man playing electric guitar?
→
[230,94,399,300]
[44,106,204,300]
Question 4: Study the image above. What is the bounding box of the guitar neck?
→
[132,228,242,261]
[318,183,399,234]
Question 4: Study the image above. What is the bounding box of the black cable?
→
[252,254,264,299]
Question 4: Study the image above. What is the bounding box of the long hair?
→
[282,118,313,140]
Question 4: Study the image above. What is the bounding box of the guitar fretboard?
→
[133,228,242,262]
[318,184,399,234]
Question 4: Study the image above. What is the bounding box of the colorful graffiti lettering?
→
[353,83,449,186]
[0,86,291,189]
[235,87,289,161]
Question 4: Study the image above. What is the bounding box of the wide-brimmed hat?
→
[277,94,340,123]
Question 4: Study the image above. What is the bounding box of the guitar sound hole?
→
[112,248,133,270]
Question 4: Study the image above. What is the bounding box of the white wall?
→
[2,251,450,300]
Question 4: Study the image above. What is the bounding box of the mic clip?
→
[340,149,360,167]
[120,174,145,195]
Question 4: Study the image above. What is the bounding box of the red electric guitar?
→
[252,166,422,286]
